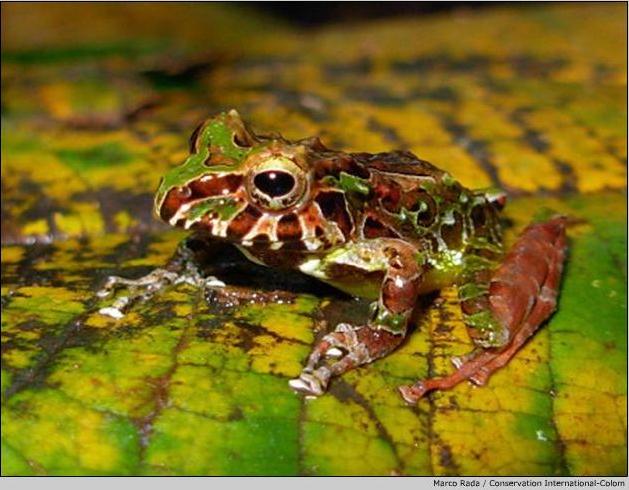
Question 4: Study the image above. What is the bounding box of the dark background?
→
[250,1,505,26]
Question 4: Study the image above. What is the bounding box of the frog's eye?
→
[254,171,295,198]
[247,158,307,211]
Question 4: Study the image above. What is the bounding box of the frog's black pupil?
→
[254,171,295,198]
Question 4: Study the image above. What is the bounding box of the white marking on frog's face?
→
[296,203,346,251]
[211,216,231,237]
[242,213,279,243]
[298,214,327,251]
[168,201,194,226]
[200,172,230,182]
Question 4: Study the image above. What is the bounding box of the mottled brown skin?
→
[134,110,569,402]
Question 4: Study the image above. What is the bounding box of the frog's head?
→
[155,110,358,251]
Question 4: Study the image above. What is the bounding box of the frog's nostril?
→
[254,170,295,198]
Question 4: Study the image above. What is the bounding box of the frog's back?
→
[350,150,504,264]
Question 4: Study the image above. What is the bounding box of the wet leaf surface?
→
[2,3,626,475]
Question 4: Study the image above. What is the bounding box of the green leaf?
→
[2,2,626,476]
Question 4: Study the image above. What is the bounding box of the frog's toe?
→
[398,383,427,405]
[334,322,358,333]
[325,347,345,358]
[98,305,126,319]
[469,371,489,386]
[96,275,127,297]
[450,356,464,369]
[97,295,131,318]
[302,329,354,371]
[450,350,479,369]
[289,367,331,396]
[451,359,490,386]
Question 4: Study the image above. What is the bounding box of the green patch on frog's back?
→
[322,171,371,196]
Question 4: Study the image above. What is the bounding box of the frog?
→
[99,109,568,403]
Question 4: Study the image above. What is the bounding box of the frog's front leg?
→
[290,239,424,396]
[399,217,567,403]
[97,234,226,318]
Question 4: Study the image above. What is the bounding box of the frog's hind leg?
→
[399,217,567,404]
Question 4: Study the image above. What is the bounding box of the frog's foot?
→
[289,324,404,396]
[399,217,567,404]
[398,350,496,403]
[400,311,558,402]
[97,268,225,319]
[399,299,551,403]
